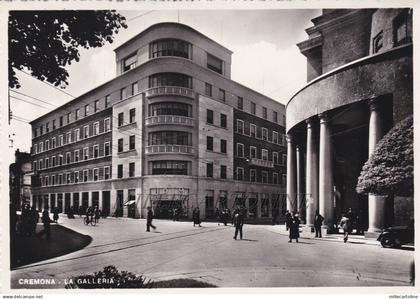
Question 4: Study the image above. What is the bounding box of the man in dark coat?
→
[314,211,324,238]
[192,207,201,227]
[289,214,300,243]
[233,209,244,240]
[285,210,292,231]
[29,206,39,236]
[41,209,52,239]
[146,207,156,232]
[53,207,59,223]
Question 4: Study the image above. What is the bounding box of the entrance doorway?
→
[102,191,110,217]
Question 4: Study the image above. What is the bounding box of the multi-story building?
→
[9,149,33,210]
[286,9,413,234]
[30,22,286,220]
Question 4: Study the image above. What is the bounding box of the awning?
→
[124,200,136,206]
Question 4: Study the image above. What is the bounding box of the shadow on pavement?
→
[239,239,258,242]
[10,224,92,269]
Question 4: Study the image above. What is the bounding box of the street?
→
[11,217,414,288]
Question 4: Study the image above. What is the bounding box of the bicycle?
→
[84,214,97,226]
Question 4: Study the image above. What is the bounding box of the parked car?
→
[377,224,414,248]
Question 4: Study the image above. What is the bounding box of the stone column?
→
[88,192,92,207]
[368,99,387,233]
[98,191,103,210]
[318,113,334,230]
[286,134,297,213]
[296,146,305,222]
[305,119,319,227]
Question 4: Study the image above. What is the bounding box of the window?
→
[393,9,411,46]
[121,87,127,100]
[250,169,256,182]
[83,147,89,160]
[45,140,50,151]
[150,39,191,59]
[94,122,99,135]
[74,171,79,183]
[263,107,267,119]
[94,100,99,112]
[104,142,111,156]
[59,116,63,127]
[44,176,49,186]
[67,113,71,124]
[129,162,135,177]
[250,146,257,159]
[148,131,191,146]
[149,73,192,89]
[273,111,278,123]
[149,102,192,117]
[151,160,188,175]
[273,131,278,144]
[220,113,227,128]
[93,168,99,181]
[84,104,89,116]
[45,157,49,168]
[74,150,80,162]
[104,118,111,132]
[118,113,124,127]
[39,142,43,152]
[39,126,43,135]
[66,172,71,184]
[205,83,212,97]
[129,108,136,123]
[237,143,244,157]
[273,172,279,185]
[84,125,89,138]
[51,175,55,185]
[118,138,123,152]
[52,156,56,167]
[273,152,278,165]
[132,82,139,95]
[236,119,244,134]
[33,161,37,171]
[46,122,49,133]
[207,136,213,151]
[123,53,137,72]
[219,89,225,101]
[58,174,63,185]
[58,155,63,166]
[52,120,56,130]
[66,132,72,144]
[237,96,243,110]
[262,128,268,141]
[236,167,244,180]
[105,95,110,108]
[372,30,383,54]
[262,149,268,161]
[51,137,56,148]
[220,165,227,179]
[206,109,214,124]
[94,145,99,158]
[129,135,135,150]
[207,53,223,74]
[117,164,123,178]
[34,144,38,154]
[66,152,71,164]
[262,171,268,184]
[59,135,63,147]
[251,102,256,115]
[75,109,80,120]
[39,159,43,169]
[75,129,80,142]
[83,170,88,182]
[206,163,213,178]
[220,139,227,153]
[104,167,110,180]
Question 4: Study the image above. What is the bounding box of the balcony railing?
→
[145,145,194,155]
[249,158,274,168]
[145,115,194,127]
[145,86,195,99]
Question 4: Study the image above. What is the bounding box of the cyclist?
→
[85,206,94,225]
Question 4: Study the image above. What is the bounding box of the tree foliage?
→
[9,10,127,88]
[356,115,413,197]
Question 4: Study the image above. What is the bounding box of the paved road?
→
[11,217,414,288]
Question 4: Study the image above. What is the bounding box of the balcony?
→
[249,158,274,168]
[145,145,195,155]
[145,115,194,127]
[145,86,195,99]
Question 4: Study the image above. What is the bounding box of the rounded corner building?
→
[30,22,287,221]
[286,9,413,235]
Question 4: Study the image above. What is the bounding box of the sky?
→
[6,9,320,166]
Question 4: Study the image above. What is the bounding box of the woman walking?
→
[289,214,300,243]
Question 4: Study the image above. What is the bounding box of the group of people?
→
[85,206,102,225]
[9,204,55,239]
[215,208,232,226]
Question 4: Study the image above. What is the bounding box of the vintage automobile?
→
[377,225,414,248]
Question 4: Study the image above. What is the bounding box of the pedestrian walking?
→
[288,213,300,243]
[94,206,101,224]
[41,209,52,239]
[146,207,156,232]
[53,207,59,223]
[285,210,292,231]
[314,211,324,238]
[233,208,244,240]
[340,215,352,243]
[192,207,201,227]
[21,204,31,236]
[29,206,39,236]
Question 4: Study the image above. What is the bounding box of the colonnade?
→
[286,99,386,232]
